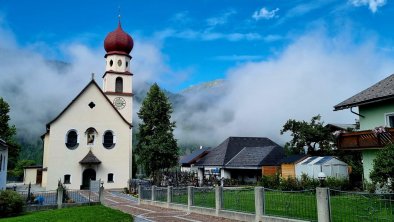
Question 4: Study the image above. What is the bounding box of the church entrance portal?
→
[81,168,96,190]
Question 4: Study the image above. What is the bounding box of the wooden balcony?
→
[336,128,394,150]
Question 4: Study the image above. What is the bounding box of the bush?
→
[0,190,24,218]
[258,174,280,189]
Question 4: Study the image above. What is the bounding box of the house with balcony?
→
[334,74,394,181]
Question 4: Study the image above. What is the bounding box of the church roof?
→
[79,150,101,164]
[334,74,394,110]
[45,79,132,131]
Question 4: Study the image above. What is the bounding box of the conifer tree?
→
[0,97,20,169]
[135,83,178,183]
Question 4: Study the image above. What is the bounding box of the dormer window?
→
[115,77,123,93]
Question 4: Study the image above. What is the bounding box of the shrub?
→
[259,174,280,189]
[0,190,24,218]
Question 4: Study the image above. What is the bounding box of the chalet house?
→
[334,74,394,181]
[0,139,8,190]
[194,137,285,184]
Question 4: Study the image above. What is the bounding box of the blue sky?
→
[1,0,393,92]
[2,1,394,144]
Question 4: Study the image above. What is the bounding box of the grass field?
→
[0,205,133,222]
[150,187,394,222]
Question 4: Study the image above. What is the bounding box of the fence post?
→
[138,185,142,204]
[316,187,331,222]
[167,186,173,206]
[151,185,156,201]
[255,187,264,221]
[187,186,194,211]
[215,186,223,215]
[57,186,63,209]
[99,184,104,203]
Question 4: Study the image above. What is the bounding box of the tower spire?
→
[118,6,121,26]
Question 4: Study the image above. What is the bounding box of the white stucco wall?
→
[42,83,132,190]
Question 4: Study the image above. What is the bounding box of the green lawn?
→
[0,205,133,222]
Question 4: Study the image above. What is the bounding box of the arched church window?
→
[85,127,98,145]
[66,130,79,149]
[115,77,123,93]
[103,130,116,149]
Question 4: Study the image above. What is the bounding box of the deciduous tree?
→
[280,115,334,155]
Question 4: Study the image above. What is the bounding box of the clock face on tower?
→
[113,97,126,110]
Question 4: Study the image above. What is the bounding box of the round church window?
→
[117,59,122,67]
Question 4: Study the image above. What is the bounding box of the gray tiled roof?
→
[79,150,102,164]
[334,74,394,110]
[195,137,281,167]
[180,147,210,165]
[225,146,284,168]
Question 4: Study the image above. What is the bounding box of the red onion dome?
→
[104,22,133,55]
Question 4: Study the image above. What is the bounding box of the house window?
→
[66,130,78,149]
[103,131,115,149]
[108,173,114,183]
[64,174,71,184]
[386,114,394,127]
[115,77,123,93]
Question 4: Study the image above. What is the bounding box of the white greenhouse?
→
[295,156,349,179]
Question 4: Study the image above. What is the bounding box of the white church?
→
[41,22,134,190]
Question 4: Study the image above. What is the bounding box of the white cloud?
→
[206,9,236,27]
[155,28,265,42]
[173,30,394,146]
[252,7,279,20]
[350,0,387,13]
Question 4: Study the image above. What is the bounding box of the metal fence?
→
[155,187,167,202]
[172,187,188,205]
[193,187,215,208]
[330,189,394,222]
[140,187,152,200]
[264,188,317,222]
[66,190,99,204]
[19,190,58,205]
[222,187,255,213]
[139,185,394,222]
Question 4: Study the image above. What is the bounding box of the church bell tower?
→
[103,20,133,123]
